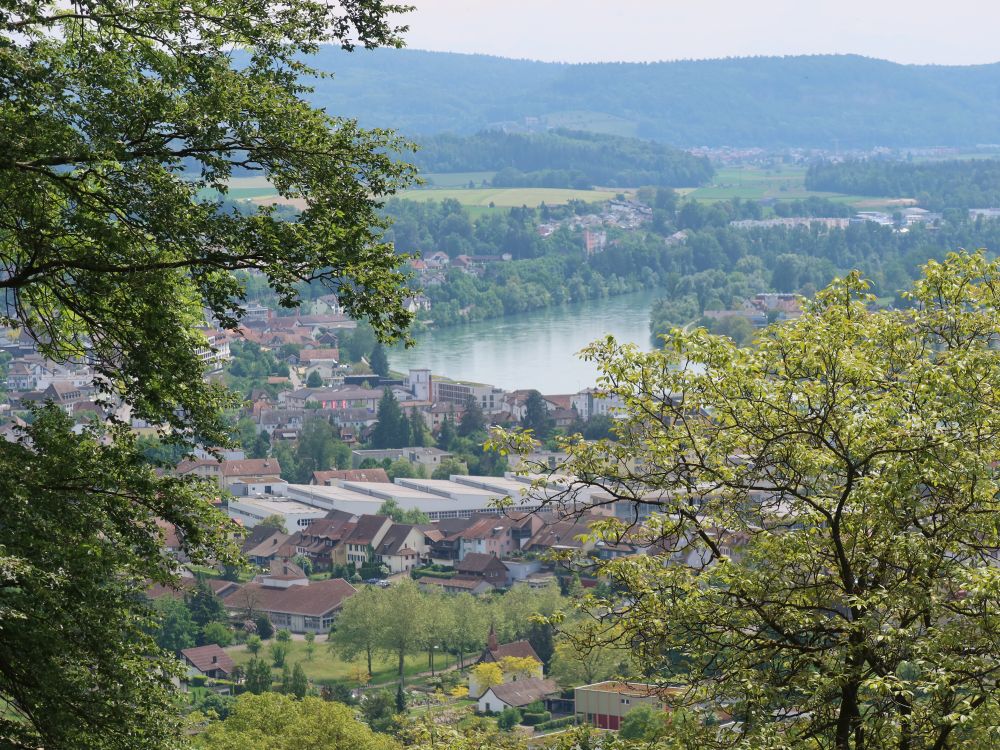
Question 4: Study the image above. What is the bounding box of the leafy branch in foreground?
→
[493,250,1000,750]
[0,406,239,749]
[0,0,418,746]
[0,0,417,445]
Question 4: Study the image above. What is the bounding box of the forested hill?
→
[806,159,1000,210]
[304,48,1000,148]
[411,130,714,188]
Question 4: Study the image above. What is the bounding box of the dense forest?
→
[805,158,1000,210]
[304,48,1000,148]
[411,130,713,188]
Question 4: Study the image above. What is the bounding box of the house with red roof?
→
[181,644,235,681]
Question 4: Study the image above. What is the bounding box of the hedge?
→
[534,717,575,732]
[521,711,552,725]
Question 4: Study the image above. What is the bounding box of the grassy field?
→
[542,109,639,137]
[686,165,902,210]
[227,639,459,687]
[396,186,622,208]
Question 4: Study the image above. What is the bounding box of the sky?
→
[400,1,1000,66]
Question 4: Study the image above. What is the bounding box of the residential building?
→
[373,523,427,574]
[454,552,508,583]
[181,645,235,681]
[176,457,283,491]
[285,513,356,571]
[281,386,381,411]
[334,514,393,568]
[241,527,292,567]
[477,678,559,714]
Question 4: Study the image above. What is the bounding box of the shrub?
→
[535,716,575,732]
[521,711,552,725]
[255,615,274,640]
[497,707,523,730]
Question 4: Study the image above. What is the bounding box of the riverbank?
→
[389,287,664,393]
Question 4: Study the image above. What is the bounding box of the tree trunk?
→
[835,679,860,750]
[366,646,372,678]
[398,650,405,682]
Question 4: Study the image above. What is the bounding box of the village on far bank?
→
[0,293,752,739]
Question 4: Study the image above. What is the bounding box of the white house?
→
[477,677,559,714]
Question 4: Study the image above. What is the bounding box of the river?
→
[389,288,664,393]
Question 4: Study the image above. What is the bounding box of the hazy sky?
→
[401,1,1000,66]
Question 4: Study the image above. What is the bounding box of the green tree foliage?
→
[370,342,390,378]
[372,389,409,449]
[293,415,350,482]
[255,615,275,641]
[410,409,428,447]
[227,342,293,400]
[431,457,469,480]
[806,158,1000,210]
[548,621,626,690]
[197,693,398,750]
[459,396,486,437]
[202,622,234,648]
[387,457,416,480]
[329,586,385,677]
[290,663,309,700]
[497,708,523,731]
[188,579,228,631]
[297,49,1000,149]
[521,391,553,438]
[618,704,671,742]
[155,597,198,654]
[0,0,417,743]
[496,251,1000,749]
[243,657,273,696]
[379,498,430,524]
[306,370,324,388]
[269,641,290,668]
[256,515,288,535]
[246,635,262,655]
[377,580,427,683]
[304,632,316,661]
[360,689,399,734]
[0,405,246,750]
[437,415,457,450]
[342,322,379,364]
[411,129,713,188]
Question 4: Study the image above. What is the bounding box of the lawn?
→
[686,165,895,208]
[395,186,622,208]
[227,639,459,687]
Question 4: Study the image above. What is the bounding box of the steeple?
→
[487,623,499,652]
